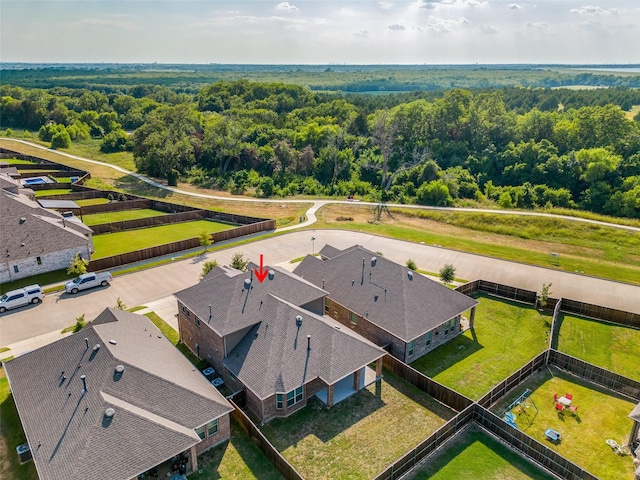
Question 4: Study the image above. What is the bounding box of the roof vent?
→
[295,315,303,328]
[93,344,100,352]
[108,339,117,345]
[19,217,26,224]
[21,243,25,247]
[374,294,379,302]
[371,256,377,267]
[104,408,115,418]
[268,269,275,280]
[115,365,125,374]
[408,271,413,280]
[243,278,252,290]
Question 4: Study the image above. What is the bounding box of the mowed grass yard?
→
[260,370,456,480]
[92,220,235,258]
[75,198,110,206]
[491,369,636,480]
[406,429,554,480]
[557,314,640,381]
[81,208,168,226]
[34,188,73,197]
[411,293,551,400]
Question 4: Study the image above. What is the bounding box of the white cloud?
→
[570,5,618,15]
[353,29,370,37]
[388,23,406,30]
[276,2,298,11]
[507,3,523,9]
[378,2,395,9]
[477,23,498,33]
[424,16,470,33]
[525,21,547,28]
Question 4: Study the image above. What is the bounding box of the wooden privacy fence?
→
[383,354,473,412]
[477,351,547,408]
[373,405,474,480]
[88,239,200,271]
[212,220,276,242]
[549,350,640,401]
[473,406,598,480]
[456,279,559,312]
[90,210,207,234]
[559,298,640,329]
[81,199,152,214]
[229,400,304,480]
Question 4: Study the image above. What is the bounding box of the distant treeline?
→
[1,78,639,218]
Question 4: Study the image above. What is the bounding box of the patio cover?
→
[37,199,80,209]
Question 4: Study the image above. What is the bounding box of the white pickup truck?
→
[65,272,113,294]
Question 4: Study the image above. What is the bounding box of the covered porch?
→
[315,365,378,406]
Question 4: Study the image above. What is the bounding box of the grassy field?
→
[74,198,110,206]
[190,417,284,480]
[315,204,640,285]
[556,314,640,381]
[406,429,554,480]
[1,158,35,165]
[34,188,73,197]
[92,219,234,258]
[491,369,636,480]
[81,208,168,226]
[411,293,551,400]
[0,368,38,480]
[261,370,455,480]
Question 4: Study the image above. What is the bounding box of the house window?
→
[196,316,201,326]
[286,387,303,407]
[195,425,205,440]
[325,304,329,313]
[426,331,432,346]
[445,320,454,335]
[13,266,19,274]
[408,340,414,356]
[207,419,218,436]
[276,394,283,410]
[36,256,42,265]
[350,312,358,325]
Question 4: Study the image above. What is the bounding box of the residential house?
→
[5,308,233,480]
[0,173,93,283]
[175,265,385,423]
[293,245,479,363]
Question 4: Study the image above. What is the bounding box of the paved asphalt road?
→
[2,229,639,347]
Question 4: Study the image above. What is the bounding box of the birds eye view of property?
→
[1,1,640,480]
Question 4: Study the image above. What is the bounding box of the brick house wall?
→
[194,413,231,455]
[0,245,91,283]
[177,304,225,371]
[404,315,462,363]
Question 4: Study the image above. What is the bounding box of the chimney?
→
[81,375,87,394]
[307,335,311,350]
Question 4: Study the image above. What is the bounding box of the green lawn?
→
[190,417,284,480]
[82,208,168,226]
[411,293,551,400]
[92,219,234,259]
[406,430,554,480]
[75,198,110,206]
[1,158,35,165]
[0,368,38,480]
[557,314,640,381]
[260,370,455,480]
[491,369,636,480]
[34,188,73,197]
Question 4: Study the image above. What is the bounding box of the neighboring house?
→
[293,245,479,363]
[5,308,233,480]
[0,173,93,283]
[175,265,385,423]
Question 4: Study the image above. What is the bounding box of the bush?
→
[51,129,71,149]
[406,259,417,271]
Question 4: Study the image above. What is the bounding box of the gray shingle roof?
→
[174,265,328,336]
[293,245,479,341]
[0,188,92,262]
[5,308,232,480]
[223,295,385,399]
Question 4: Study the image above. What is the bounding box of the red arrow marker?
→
[254,254,268,283]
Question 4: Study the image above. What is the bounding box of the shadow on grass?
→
[265,387,385,449]
[114,175,172,198]
[411,333,484,378]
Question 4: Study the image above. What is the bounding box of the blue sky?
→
[1,0,639,64]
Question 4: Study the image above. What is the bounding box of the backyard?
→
[406,429,554,480]
[260,370,456,480]
[91,219,235,258]
[411,293,551,400]
[557,314,640,381]
[491,368,636,480]
[81,208,168,226]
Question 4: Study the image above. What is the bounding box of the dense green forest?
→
[2,72,640,218]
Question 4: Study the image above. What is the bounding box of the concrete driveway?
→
[2,229,639,350]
